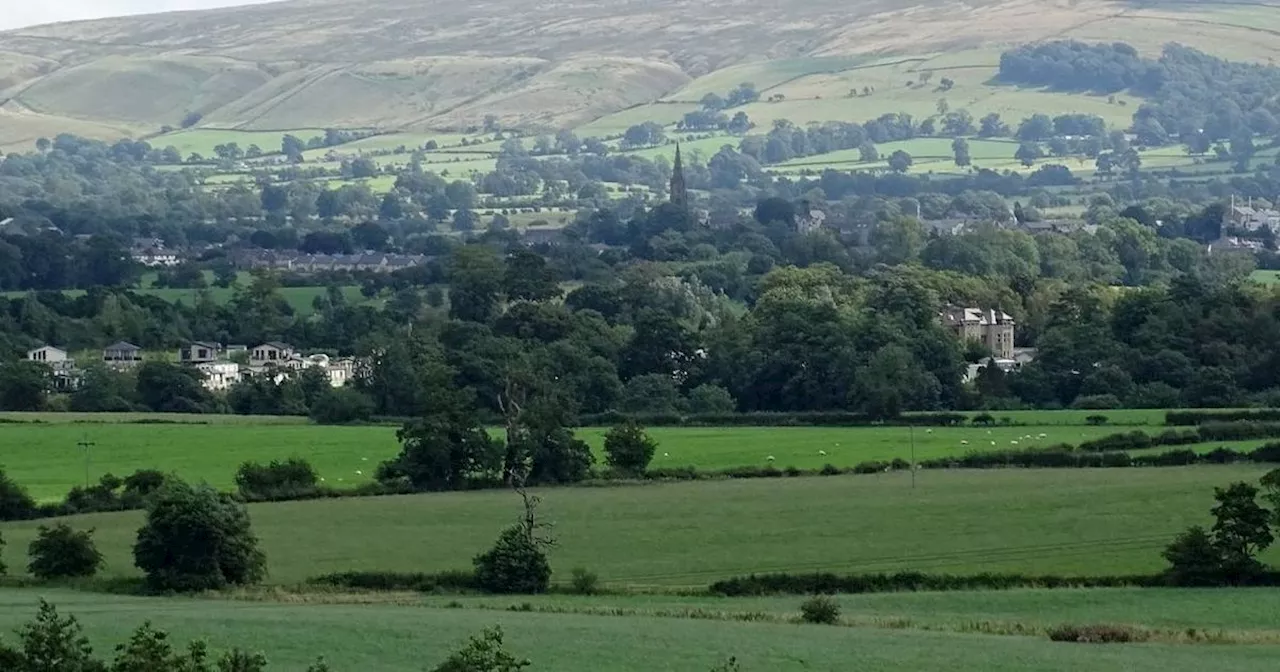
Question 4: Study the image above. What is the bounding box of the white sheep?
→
[819,450,827,456]
[925,429,933,434]
[990,441,996,446]
[355,470,363,475]
[1010,440,1019,446]
[960,440,969,446]
[767,456,776,462]
[663,452,670,458]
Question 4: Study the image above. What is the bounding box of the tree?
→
[134,362,215,414]
[1015,142,1044,167]
[1164,481,1274,586]
[858,142,879,162]
[28,524,103,580]
[1211,482,1273,581]
[381,413,502,491]
[449,246,505,323]
[504,250,560,302]
[0,361,50,412]
[0,600,102,672]
[133,479,267,592]
[686,384,736,413]
[430,627,530,672]
[978,113,1010,137]
[887,150,913,173]
[870,216,925,265]
[951,137,971,167]
[473,516,552,594]
[0,469,37,521]
[309,388,375,425]
[604,422,658,475]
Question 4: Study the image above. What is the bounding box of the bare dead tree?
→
[507,466,556,550]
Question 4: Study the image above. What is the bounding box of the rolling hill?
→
[2,0,1280,151]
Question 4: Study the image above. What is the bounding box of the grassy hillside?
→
[1,467,1274,585]
[3,0,1280,150]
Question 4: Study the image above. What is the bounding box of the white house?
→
[251,342,297,367]
[299,353,356,387]
[27,346,70,366]
[196,362,242,392]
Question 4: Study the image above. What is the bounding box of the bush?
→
[235,458,320,500]
[570,567,599,595]
[799,595,841,624]
[603,421,658,476]
[474,526,551,594]
[1084,414,1109,425]
[133,479,267,592]
[27,524,103,580]
[1046,624,1137,643]
[309,388,375,425]
[0,469,37,521]
[1072,394,1121,410]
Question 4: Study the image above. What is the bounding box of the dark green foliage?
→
[0,531,5,576]
[709,571,1189,596]
[0,361,51,411]
[799,595,841,624]
[235,458,319,500]
[430,627,530,672]
[1163,482,1275,586]
[569,567,599,595]
[308,570,478,592]
[1046,624,1137,644]
[0,600,104,672]
[133,480,267,593]
[214,649,268,672]
[474,526,552,595]
[308,388,375,425]
[603,421,658,475]
[1162,526,1223,587]
[381,413,503,491]
[0,469,38,521]
[523,426,594,485]
[28,524,103,580]
[1167,409,1280,425]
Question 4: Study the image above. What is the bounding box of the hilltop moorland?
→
[3,0,1280,151]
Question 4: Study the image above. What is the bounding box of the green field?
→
[4,588,1279,672]
[0,414,1192,500]
[2,467,1273,585]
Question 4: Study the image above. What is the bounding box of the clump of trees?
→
[1163,475,1277,586]
[27,524,103,580]
[133,479,267,592]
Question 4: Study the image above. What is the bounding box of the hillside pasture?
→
[1,467,1273,586]
[4,588,1278,672]
[0,419,1195,501]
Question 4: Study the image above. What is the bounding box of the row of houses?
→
[25,341,357,392]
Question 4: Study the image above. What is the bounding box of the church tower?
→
[669,143,689,212]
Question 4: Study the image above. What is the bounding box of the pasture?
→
[1,467,1273,585]
[0,414,1189,500]
[4,588,1279,672]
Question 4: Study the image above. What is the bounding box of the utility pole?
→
[77,434,96,489]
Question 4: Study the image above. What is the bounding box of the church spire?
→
[669,143,689,212]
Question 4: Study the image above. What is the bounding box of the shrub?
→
[971,413,996,426]
[0,531,5,576]
[428,627,529,672]
[474,526,551,594]
[309,388,375,425]
[1046,624,1137,643]
[133,479,267,592]
[569,567,599,595]
[308,570,477,592]
[235,458,319,500]
[0,469,37,521]
[27,524,103,580]
[799,595,841,624]
[1072,394,1121,410]
[603,421,658,476]
[1084,414,1109,426]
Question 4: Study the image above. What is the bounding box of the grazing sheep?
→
[663,452,670,458]
[819,450,827,456]
[1010,440,1019,446]
[767,456,776,462]
[355,470,363,475]
[362,457,369,461]
[1039,433,1047,438]
[990,441,996,446]
[960,440,969,445]
[925,429,933,434]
